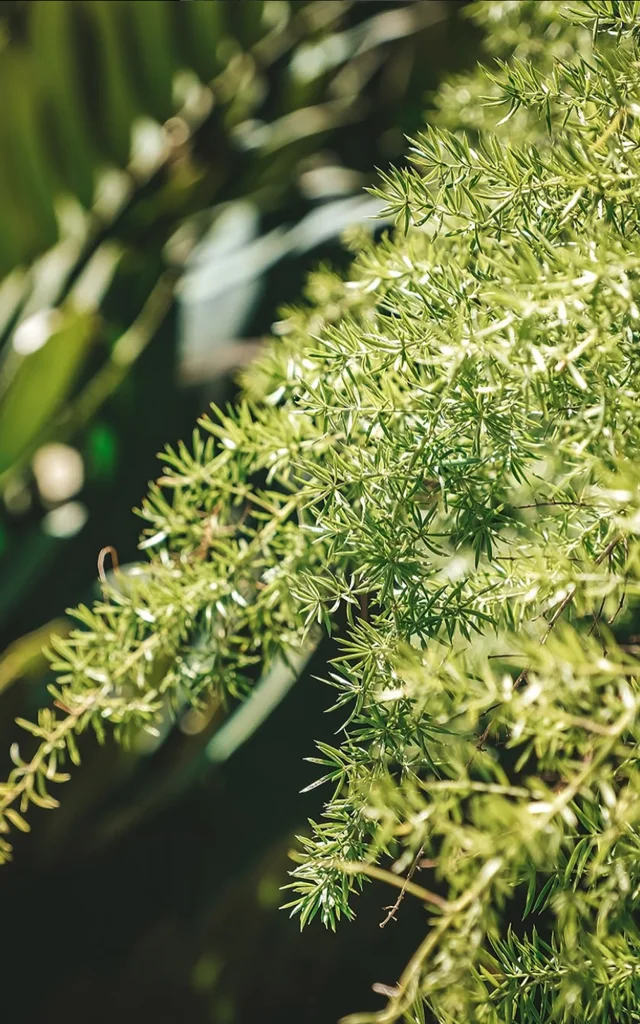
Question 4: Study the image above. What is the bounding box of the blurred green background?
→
[0,2,478,1021]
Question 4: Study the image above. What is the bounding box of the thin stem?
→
[342,704,635,1024]
[0,693,98,816]
[334,858,448,912]
[380,846,426,928]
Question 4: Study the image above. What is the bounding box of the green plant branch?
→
[342,702,637,1024]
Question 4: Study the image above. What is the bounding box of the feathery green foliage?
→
[4,2,640,1020]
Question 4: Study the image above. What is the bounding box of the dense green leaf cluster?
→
[3,2,640,1021]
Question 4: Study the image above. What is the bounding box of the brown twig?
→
[380,845,425,928]
[513,501,594,510]
[333,858,448,912]
[97,545,120,584]
[608,537,629,626]
[587,594,607,638]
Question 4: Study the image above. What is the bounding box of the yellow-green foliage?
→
[4,3,640,1021]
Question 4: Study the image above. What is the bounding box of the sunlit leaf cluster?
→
[3,3,640,1021]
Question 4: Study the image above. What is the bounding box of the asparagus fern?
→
[4,2,640,1020]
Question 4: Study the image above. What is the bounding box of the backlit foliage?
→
[3,3,640,1021]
